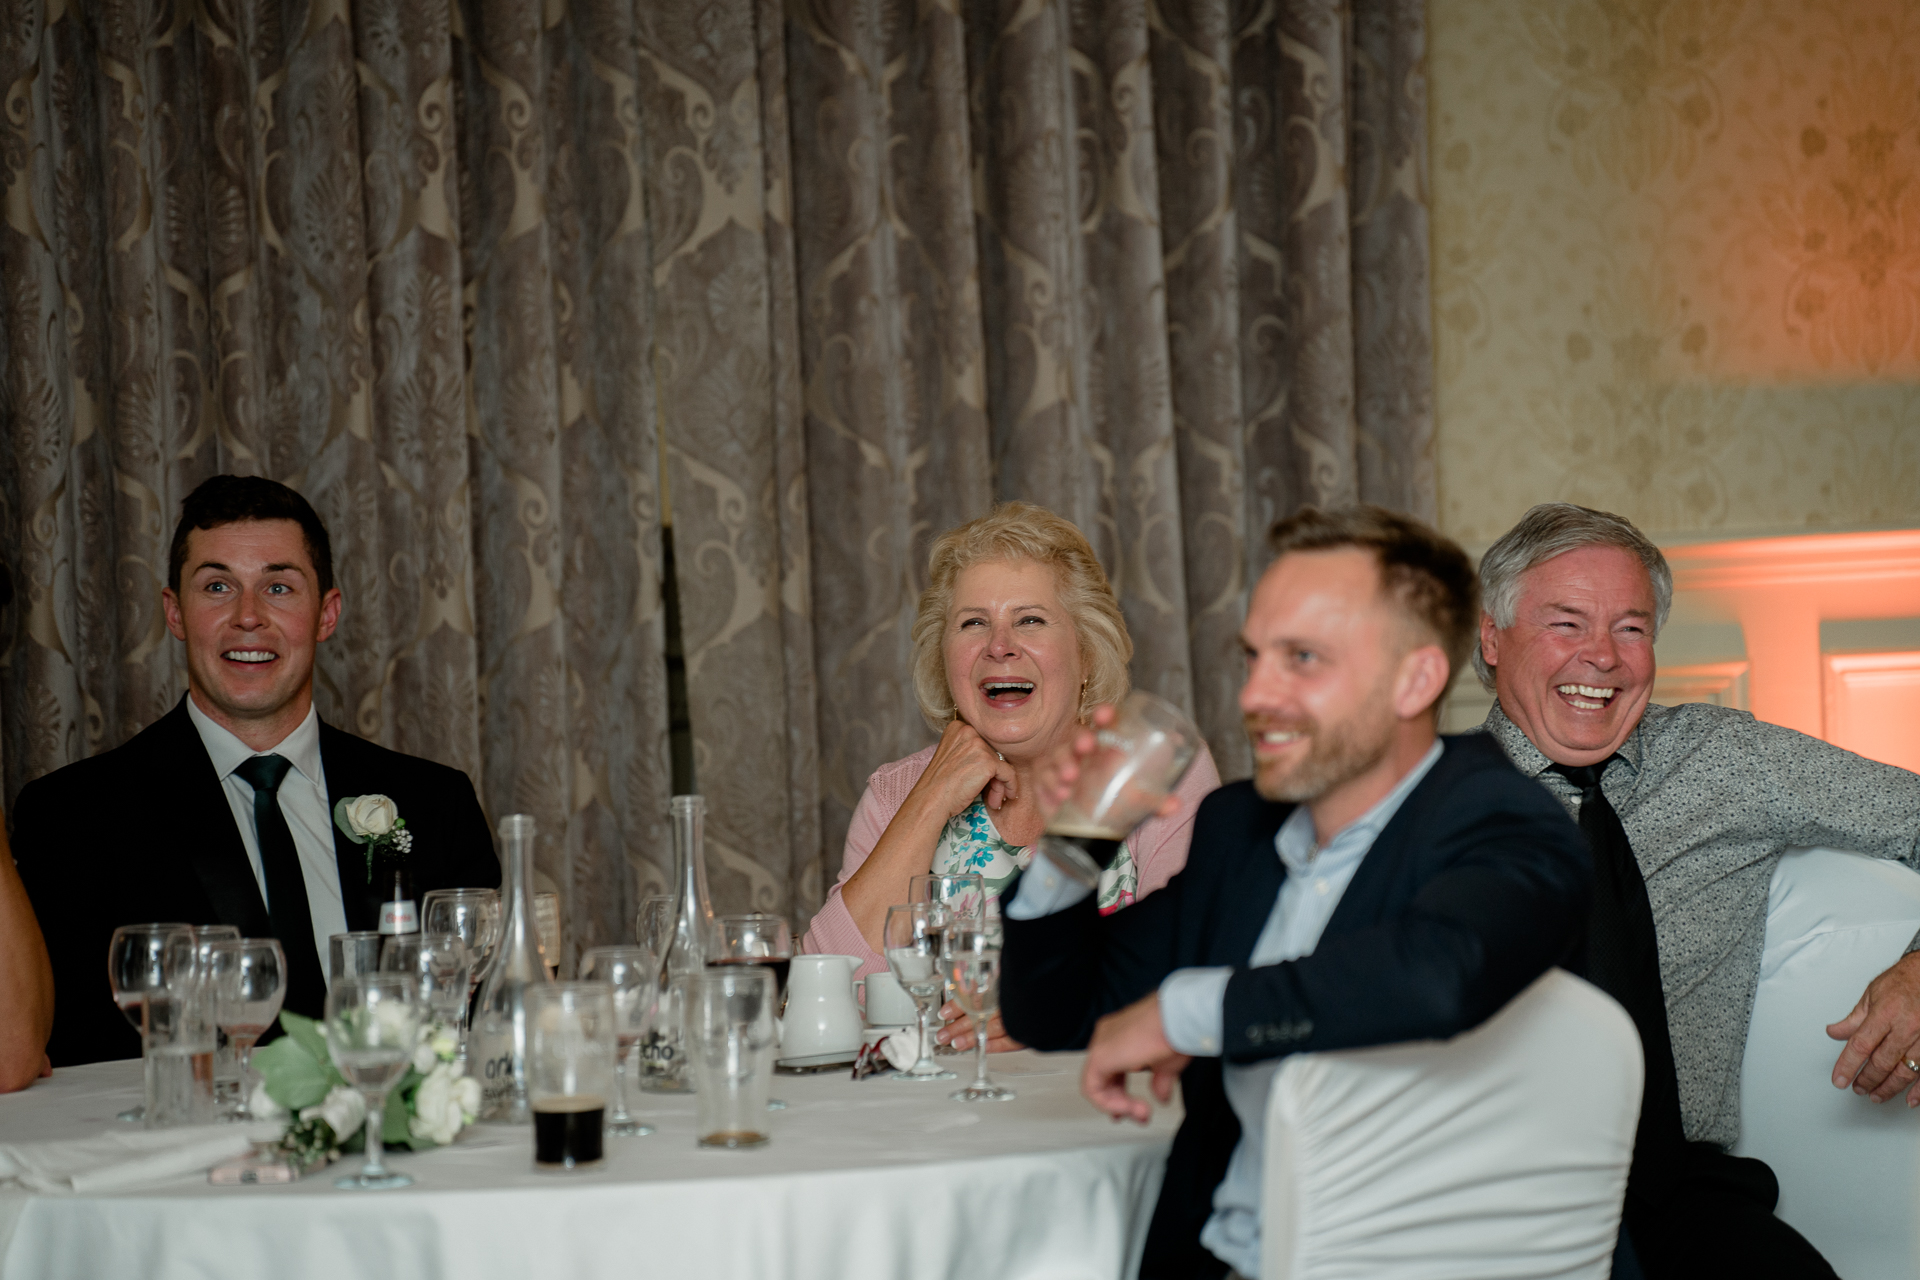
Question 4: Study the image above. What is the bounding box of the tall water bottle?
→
[472,814,551,1122]
[641,795,714,1092]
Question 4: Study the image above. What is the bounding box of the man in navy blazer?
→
[11,477,499,1068]
[1002,506,1591,1279]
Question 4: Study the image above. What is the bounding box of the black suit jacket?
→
[10,696,501,1067]
[1001,733,1591,1279]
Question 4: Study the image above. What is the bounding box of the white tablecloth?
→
[0,1054,1176,1280]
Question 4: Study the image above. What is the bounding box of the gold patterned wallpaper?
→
[1431,0,1920,545]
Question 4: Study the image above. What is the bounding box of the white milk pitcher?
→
[779,955,864,1057]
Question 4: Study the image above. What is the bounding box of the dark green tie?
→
[234,754,327,1017]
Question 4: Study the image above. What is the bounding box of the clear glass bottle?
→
[639,795,714,1092]
[472,814,551,1122]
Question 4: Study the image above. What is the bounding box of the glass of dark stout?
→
[1036,691,1203,889]
[528,983,617,1172]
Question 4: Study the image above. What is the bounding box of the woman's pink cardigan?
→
[802,742,1223,978]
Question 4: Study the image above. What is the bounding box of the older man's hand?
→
[1826,950,1920,1105]
[1080,993,1190,1125]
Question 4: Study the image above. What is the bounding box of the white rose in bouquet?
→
[343,794,399,839]
[409,1064,473,1146]
[302,1085,368,1139]
[413,1039,440,1074]
[429,1024,460,1062]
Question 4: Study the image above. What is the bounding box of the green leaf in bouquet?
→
[382,1072,418,1147]
[250,1035,336,1112]
[278,1011,331,1064]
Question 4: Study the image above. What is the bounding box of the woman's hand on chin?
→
[918,719,1019,818]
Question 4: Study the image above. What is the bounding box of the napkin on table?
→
[0,1124,257,1194]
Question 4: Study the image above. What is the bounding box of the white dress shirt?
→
[187,697,348,971]
[1008,739,1445,1277]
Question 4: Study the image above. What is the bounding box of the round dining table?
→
[0,1052,1177,1280]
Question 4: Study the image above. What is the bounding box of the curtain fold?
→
[1,0,1431,949]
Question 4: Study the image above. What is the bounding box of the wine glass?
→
[882,904,957,1082]
[206,938,286,1118]
[636,894,675,962]
[105,924,193,1122]
[1037,691,1201,888]
[907,874,986,928]
[324,973,422,1191]
[712,915,793,1109]
[421,889,500,1061]
[943,927,1014,1102]
[382,931,472,1027]
[579,945,658,1137]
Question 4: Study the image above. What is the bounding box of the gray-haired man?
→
[1475,501,1920,1279]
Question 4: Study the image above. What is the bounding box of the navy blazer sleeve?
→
[1003,735,1590,1065]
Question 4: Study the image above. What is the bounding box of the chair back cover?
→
[1261,969,1641,1280]
[1732,847,1920,1278]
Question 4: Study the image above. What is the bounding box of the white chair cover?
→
[1261,969,1641,1280]
[1732,847,1920,1278]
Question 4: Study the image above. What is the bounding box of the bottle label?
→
[379,900,418,935]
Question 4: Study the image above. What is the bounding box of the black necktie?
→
[234,754,327,1018]
[1549,759,1688,1185]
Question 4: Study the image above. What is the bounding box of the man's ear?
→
[161,588,187,642]
[1393,644,1451,720]
[315,588,343,643]
[1478,611,1499,671]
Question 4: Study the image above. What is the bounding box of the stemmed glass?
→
[943,927,1014,1102]
[635,895,675,963]
[421,889,500,1063]
[381,932,472,1028]
[106,923,192,1122]
[206,939,286,1118]
[579,945,659,1137]
[324,973,422,1191]
[882,904,957,1082]
[907,874,986,928]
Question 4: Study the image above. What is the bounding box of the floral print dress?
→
[929,797,1140,916]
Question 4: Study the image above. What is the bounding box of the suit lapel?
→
[1322,739,1458,937]
[1213,798,1290,966]
[159,699,275,935]
[318,722,378,931]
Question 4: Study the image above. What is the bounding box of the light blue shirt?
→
[1011,739,1444,1277]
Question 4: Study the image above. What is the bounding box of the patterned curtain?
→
[0,0,1431,951]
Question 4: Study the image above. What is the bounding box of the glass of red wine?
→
[711,915,792,1109]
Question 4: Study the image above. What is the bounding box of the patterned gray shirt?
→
[1479,700,1920,1147]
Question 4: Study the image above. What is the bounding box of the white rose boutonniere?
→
[333,794,413,882]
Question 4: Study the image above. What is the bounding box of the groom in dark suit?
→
[11,475,499,1067]
[1002,506,1592,1279]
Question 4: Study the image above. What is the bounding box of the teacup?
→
[856,970,919,1027]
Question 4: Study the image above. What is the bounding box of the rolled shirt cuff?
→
[1002,851,1095,919]
[1158,967,1233,1057]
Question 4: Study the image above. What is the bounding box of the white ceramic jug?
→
[780,954,864,1057]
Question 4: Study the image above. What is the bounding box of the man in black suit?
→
[1002,505,1592,1280]
[11,476,500,1067]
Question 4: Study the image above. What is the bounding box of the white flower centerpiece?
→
[333,793,412,882]
[249,1014,478,1167]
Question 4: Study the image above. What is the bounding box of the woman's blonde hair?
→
[910,502,1132,732]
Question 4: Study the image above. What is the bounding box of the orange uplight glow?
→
[1667,532,1920,769]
